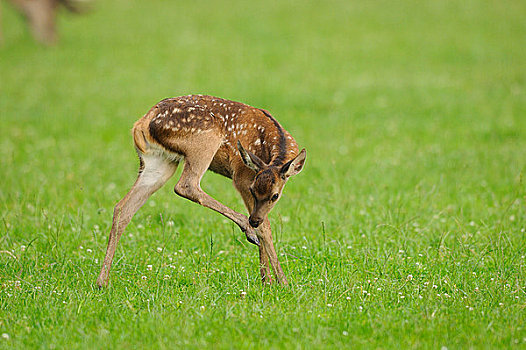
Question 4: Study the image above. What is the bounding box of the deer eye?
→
[271,193,279,202]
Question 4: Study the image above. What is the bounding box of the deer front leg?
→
[174,150,259,245]
[258,241,272,285]
[258,218,288,285]
[235,184,272,284]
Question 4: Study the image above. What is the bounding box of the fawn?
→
[96,95,306,287]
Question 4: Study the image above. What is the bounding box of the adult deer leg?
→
[9,0,58,44]
[96,155,177,287]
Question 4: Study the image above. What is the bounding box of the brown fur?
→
[97,95,306,287]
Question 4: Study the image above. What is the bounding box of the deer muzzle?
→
[249,216,263,228]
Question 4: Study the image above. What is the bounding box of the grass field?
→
[1,0,525,348]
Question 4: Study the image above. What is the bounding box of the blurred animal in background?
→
[2,0,89,45]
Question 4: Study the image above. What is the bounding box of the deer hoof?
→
[245,231,260,246]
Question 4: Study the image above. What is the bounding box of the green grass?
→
[1,0,525,348]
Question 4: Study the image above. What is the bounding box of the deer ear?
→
[280,149,306,178]
[237,141,265,172]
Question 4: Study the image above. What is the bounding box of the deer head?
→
[237,141,306,228]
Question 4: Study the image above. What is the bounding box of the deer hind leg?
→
[172,135,258,245]
[96,153,178,288]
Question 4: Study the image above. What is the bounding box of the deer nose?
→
[249,216,262,228]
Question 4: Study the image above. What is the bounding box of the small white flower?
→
[407,274,413,281]
[167,221,174,227]
[86,248,92,253]
[327,304,333,307]
[346,296,351,300]
[1,333,9,340]
[141,276,147,280]
[342,331,348,336]
[147,265,153,271]
[157,247,163,253]
[499,302,504,306]
[21,245,26,251]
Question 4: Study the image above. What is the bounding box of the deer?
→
[96,95,306,287]
[2,0,86,45]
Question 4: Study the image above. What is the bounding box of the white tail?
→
[97,95,306,287]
